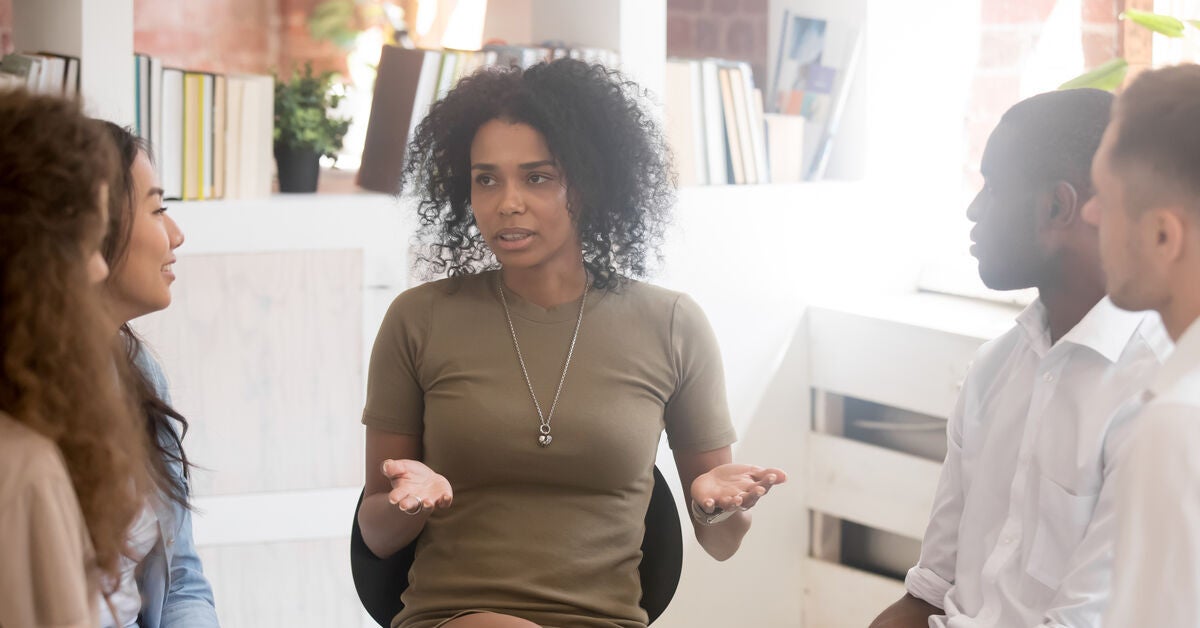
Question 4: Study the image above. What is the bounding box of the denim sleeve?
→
[137,348,221,627]
[161,499,220,628]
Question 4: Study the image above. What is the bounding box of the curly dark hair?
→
[402,58,675,289]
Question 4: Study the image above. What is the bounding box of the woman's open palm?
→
[691,463,787,513]
[381,459,454,514]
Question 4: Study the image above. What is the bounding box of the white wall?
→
[136,180,931,627]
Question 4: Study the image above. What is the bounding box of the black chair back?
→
[350,465,683,626]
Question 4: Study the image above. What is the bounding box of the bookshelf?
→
[12,0,134,125]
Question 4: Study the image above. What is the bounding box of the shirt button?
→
[1043,373,1054,383]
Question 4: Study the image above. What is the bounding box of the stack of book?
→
[134,54,275,201]
[358,43,618,194]
[0,51,275,200]
[0,52,80,96]
[663,58,772,186]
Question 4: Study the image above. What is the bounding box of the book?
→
[358,45,429,194]
[224,76,244,200]
[201,73,214,199]
[149,57,163,161]
[0,54,37,88]
[763,113,805,183]
[663,59,706,186]
[160,68,185,200]
[408,50,442,145]
[728,64,757,184]
[699,59,727,185]
[739,70,768,187]
[136,54,151,138]
[718,66,744,185]
[64,57,79,98]
[182,72,203,200]
[213,75,227,199]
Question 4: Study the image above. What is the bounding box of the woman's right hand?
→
[380,459,454,515]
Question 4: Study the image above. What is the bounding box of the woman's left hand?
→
[690,463,788,514]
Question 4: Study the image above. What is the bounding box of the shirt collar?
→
[1016,299,1051,356]
[1059,297,1149,363]
[1018,297,1149,362]
[1151,316,1200,395]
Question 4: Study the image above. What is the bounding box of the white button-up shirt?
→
[1106,317,1200,628]
[906,298,1171,627]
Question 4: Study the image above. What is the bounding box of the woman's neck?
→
[501,261,588,310]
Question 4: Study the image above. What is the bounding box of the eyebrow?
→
[470,160,557,171]
[147,187,165,198]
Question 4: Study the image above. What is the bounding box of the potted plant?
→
[274,62,352,193]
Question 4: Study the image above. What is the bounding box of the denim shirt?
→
[134,350,220,628]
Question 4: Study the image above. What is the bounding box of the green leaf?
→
[1059,57,1129,92]
[309,0,358,49]
[273,61,353,154]
[1123,9,1187,38]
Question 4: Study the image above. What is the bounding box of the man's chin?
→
[1108,287,1152,313]
[978,265,1029,292]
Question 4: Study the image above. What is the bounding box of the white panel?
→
[806,433,941,540]
[803,558,906,628]
[192,487,362,547]
[199,538,367,628]
[133,250,364,496]
[807,304,998,418]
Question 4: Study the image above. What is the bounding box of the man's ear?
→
[1149,206,1187,263]
[1049,180,1081,227]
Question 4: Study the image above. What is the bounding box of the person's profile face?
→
[966,123,1047,291]
[1082,122,1161,312]
[105,150,184,322]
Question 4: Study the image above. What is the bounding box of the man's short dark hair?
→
[1111,63,1200,211]
[996,87,1114,193]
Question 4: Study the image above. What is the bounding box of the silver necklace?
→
[497,273,589,448]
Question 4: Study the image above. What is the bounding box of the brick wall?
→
[1,0,12,56]
[667,0,769,88]
[964,0,1121,192]
[132,0,346,79]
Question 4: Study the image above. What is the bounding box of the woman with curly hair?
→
[0,91,151,627]
[94,122,219,628]
[358,58,788,628]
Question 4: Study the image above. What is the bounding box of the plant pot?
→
[274,142,321,193]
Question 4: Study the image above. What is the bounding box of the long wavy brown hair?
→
[0,90,151,590]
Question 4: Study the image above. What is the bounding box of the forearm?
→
[870,594,941,628]
[357,492,431,558]
[694,510,752,561]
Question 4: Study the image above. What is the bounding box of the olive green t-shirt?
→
[362,271,736,628]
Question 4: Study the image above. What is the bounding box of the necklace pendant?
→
[537,433,553,447]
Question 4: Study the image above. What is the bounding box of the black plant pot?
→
[274,142,321,193]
